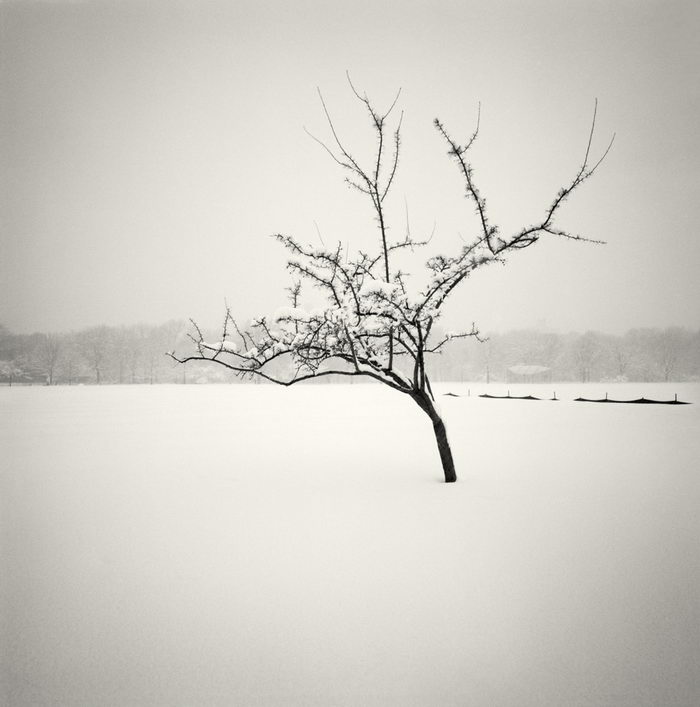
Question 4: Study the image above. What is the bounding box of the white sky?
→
[1,0,699,335]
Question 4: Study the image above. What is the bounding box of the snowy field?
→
[2,382,699,707]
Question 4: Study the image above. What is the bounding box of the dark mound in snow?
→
[575,396,690,405]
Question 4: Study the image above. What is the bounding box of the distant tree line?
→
[0,321,235,386]
[1,322,698,385]
[430,327,700,384]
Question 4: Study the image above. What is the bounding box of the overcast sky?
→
[1,0,698,335]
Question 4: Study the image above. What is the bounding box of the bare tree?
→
[78,326,109,384]
[33,333,62,385]
[110,327,131,384]
[655,327,687,382]
[147,320,186,384]
[56,335,84,385]
[572,331,603,383]
[171,81,613,482]
[0,359,30,386]
[611,335,632,380]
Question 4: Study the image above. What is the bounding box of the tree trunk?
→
[412,391,457,483]
[431,414,457,483]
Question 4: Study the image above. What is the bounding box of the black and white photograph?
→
[1,1,699,705]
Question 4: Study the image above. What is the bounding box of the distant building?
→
[506,364,552,383]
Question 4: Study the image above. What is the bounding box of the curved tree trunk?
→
[431,414,457,483]
[412,391,457,483]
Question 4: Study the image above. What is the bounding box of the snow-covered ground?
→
[2,382,699,706]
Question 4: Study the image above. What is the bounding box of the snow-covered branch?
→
[172,83,612,482]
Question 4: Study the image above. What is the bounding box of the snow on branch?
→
[172,85,612,403]
[435,100,614,256]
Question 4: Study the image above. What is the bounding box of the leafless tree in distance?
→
[171,78,614,482]
[655,327,686,382]
[573,331,604,383]
[78,326,109,385]
[34,333,62,385]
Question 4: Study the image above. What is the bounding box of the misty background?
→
[2,0,699,342]
[3,5,700,706]
[2,322,698,385]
